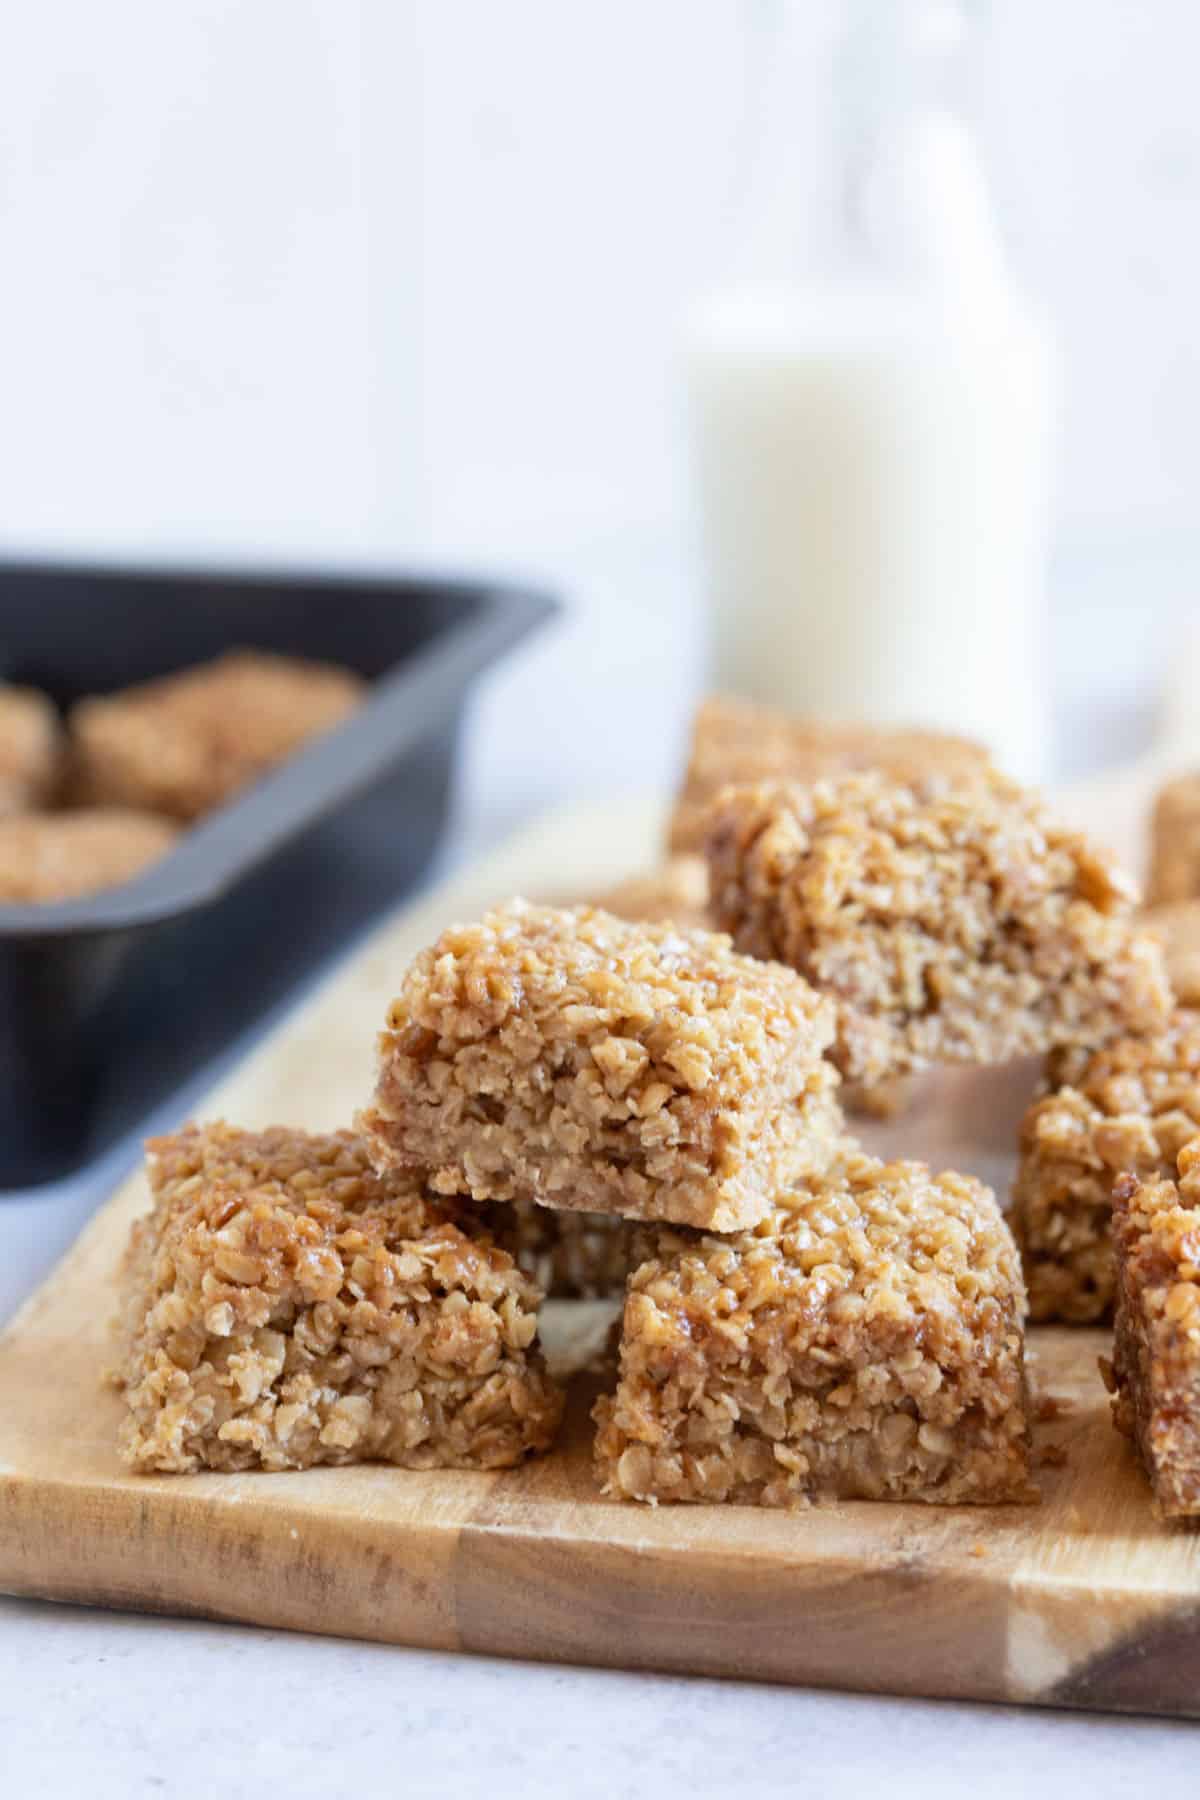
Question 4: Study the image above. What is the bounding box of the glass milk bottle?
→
[685,0,1057,780]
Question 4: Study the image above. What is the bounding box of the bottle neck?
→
[732,0,1012,304]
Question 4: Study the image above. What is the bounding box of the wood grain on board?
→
[2,773,1198,1717]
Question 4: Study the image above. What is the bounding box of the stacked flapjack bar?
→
[115,693,1177,1508]
[114,897,841,1480]
[356,897,1045,1508]
[359,901,841,1232]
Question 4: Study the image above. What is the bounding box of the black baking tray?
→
[0,558,556,1187]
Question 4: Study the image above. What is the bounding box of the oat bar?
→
[596,854,911,1120]
[506,855,730,1295]
[705,773,1170,1085]
[1012,1018,1200,1323]
[71,649,363,822]
[1146,771,1200,906]
[594,1152,1034,1507]
[0,685,60,813]
[668,694,990,854]
[360,900,842,1232]
[0,808,179,903]
[1105,1143,1200,1516]
[116,1124,563,1473]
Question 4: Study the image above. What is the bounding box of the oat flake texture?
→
[594,1151,1034,1508]
[1013,1018,1200,1323]
[1107,1140,1200,1518]
[705,772,1170,1085]
[360,900,843,1233]
[115,1123,563,1474]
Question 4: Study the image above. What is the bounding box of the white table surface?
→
[3,545,1198,1795]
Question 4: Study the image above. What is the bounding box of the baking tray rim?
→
[0,568,556,940]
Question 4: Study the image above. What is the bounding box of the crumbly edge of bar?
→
[1012,1019,1200,1323]
[360,900,843,1230]
[704,773,1169,1084]
[1106,1156,1200,1517]
[365,1069,845,1231]
[115,1122,563,1474]
[598,865,914,1121]
[595,855,916,1124]
[594,1152,1033,1507]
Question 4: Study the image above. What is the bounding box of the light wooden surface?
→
[2,776,1199,1718]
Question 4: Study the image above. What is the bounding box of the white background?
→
[0,1,1198,814]
[3,1,1200,554]
[1,4,1198,1792]
[2,1,1200,547]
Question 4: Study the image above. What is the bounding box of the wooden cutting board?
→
[3,768,1199,1718]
